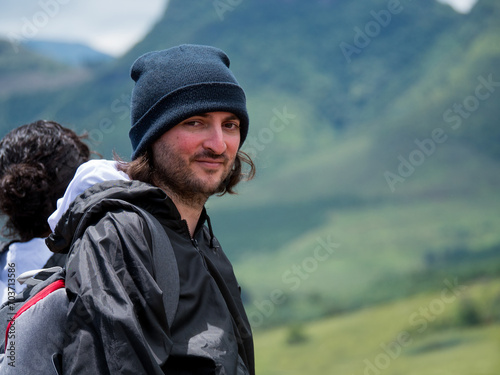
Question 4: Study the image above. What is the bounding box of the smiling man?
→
[151,111,242,234]
[47,44,255,374]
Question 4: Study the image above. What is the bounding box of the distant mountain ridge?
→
[22,40,114,67]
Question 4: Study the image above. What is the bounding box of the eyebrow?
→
[197,113,240,121]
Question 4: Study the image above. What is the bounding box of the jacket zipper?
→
[181,220,208,270]
[191,237,208,270]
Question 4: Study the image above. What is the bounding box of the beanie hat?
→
[129,44,249,160]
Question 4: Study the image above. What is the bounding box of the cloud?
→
[437,0,478,13]
[0,0,168,56]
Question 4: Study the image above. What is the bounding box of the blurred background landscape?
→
[1,0,499,373]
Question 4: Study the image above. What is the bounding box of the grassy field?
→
[253,278,500,374]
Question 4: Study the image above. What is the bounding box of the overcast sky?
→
[0,0,478,57]
[0,0,168,56]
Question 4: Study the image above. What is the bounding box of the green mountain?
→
[0,0,499,330]
[0,40,97,128]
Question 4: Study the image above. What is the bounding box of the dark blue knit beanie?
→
[129,44,249,160]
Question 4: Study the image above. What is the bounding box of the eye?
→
[223,121,240,131]
[182,119,204,128]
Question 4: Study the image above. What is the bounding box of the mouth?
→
[195,159,225,169]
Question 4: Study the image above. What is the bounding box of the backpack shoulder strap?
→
[0,268,66,354]
[17,267,63,287]
[135,208,179,330]
[62,200,179,330]
[4,279,65,352]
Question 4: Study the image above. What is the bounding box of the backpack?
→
[0,208,179,374]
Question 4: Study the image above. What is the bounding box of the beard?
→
[152,144,233,207]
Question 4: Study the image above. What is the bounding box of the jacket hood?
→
[46,180,174,254]
[48,160,130,232]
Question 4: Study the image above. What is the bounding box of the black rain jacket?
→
[46,180,254,375]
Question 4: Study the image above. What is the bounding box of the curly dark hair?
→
[116,148,255,196]
[0,120,91,241]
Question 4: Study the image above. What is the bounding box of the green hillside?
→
[0,40,94,126]
[0,0,499,369]
[254,277,500,374]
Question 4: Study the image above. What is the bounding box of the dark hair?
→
[0,120,91,241]
[116,149,255,196]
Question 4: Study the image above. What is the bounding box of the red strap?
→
[4,279,65,350]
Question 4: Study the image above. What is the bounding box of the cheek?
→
[176,138,200,156]
[167,133,198,153]
[225,136,241,156]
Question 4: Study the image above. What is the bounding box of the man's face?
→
[151,111,241,202]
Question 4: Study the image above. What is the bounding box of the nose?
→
[203,124,227,155]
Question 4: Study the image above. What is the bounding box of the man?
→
[47,44,255,374]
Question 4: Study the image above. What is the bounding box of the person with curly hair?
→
[0,120,90,303]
